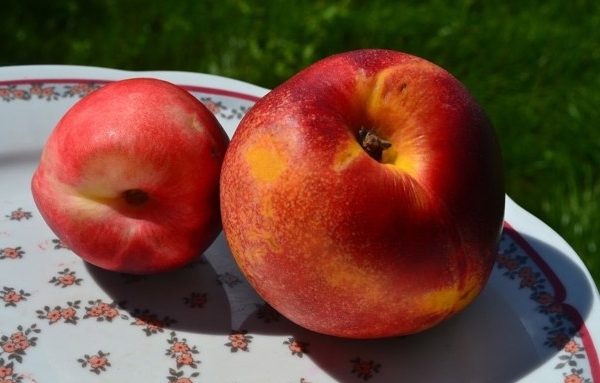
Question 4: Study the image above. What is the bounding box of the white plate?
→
[1,65,599,383]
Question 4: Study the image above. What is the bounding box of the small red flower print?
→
[10,89,27,100]
[0,247,24,260]
[0,324,40,363]
[0,365,13,378]
[519,274,537,288]
[166,331,200,369]
[350,357,381,381]
[46,309,61,323]
[172,342,191,353]
[535,292,555,306]
[0,359,19,382]
[1,342,16,354]
[29,84,59,100]
[548,332,570,350]
[183,292,207,309]
[131,309,176,336]
[65,83,100,98]
[217,272,242,287]
[283,337,309,357]
[256,303,282,323]
[61,307,77,320]
[0,87,11,101]
[225,330,253,352]
[29,85,42,95]
[203,100,221,115]
[518,266,533,277]
[5,208,32,221]
[564,373,583,383]
[505,259,520,270]
[166,369,199,383]
[51,238,69,250]
[49,268,83,287]
[548,302,564,314]
[564,340,580,354]
[83,299,127,322]
[37,301,80,324]
[555,335,588,371]
[176,353,195,366]
[1,287,30,307]
[77,350,111,374]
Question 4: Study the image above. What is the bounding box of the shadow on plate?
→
[86,227,598,382]
[233,228,598,382]
[85,235,236,335]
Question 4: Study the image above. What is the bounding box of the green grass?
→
[2,0,599,285]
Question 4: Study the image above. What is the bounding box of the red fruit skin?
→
[220,49,504,338]
[32,78,229,274]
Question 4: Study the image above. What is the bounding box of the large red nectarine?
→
[220,49,504,338]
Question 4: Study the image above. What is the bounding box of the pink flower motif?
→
[2,291,22,303]
[519,274,537,288]
[549,302,564,314]
[1,342,16,353]
[10,332,26,343]
[6,208,32,221]
[0,88,10,100]
[226,331,252,352]
[78,350,111,374]
[61,307,77,320]
[103,307,120,319]
[171,342,190,353]
[58,274,77,286]
[42,87,55,97]
[13,339,30,351]
[88,355,108,369]
[176,352,194,366]
[203,100,220,114]
[518,266,533,277]
[46,309,62,323]
[0,368,12,378]
[29,85,42,95]
[86,306,103,317]
[284,337,309,356]
[11,90,26,100]
[563,340,580,353]
[536,292,554,305]
[83,300,126,322]
[564,373,583,383]
[505,259,520,270]
[0,247,24,259]
[0,366,13,378]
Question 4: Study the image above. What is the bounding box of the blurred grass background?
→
[1,0,598,285]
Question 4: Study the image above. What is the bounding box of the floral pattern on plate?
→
[1,72,599,382]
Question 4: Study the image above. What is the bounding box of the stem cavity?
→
[358,128,392,162]
[123,189,149,206]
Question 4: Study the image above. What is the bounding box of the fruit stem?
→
[358,128,392,162]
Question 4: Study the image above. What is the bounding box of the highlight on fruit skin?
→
[31,77,230,275]
[219,49,505,338]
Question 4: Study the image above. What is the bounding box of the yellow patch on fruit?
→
[417,279,480,316]
[388,143,422,176]
[323,256,387,302]
[333,139,363,172]
[241,228,282,266]
[245,141,288,182]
